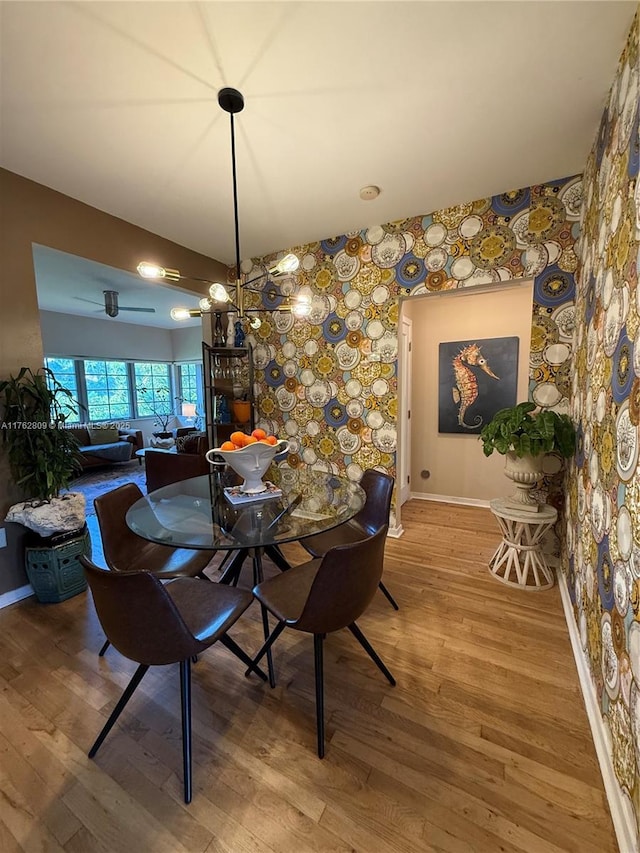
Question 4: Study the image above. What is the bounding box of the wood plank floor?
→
[0,500,617,853]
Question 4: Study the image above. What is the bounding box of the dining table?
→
[126,463,366,686]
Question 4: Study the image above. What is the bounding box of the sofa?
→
[72,425,144,470]
[145,432,209,492]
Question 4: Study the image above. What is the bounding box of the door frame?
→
[398,311,412,506]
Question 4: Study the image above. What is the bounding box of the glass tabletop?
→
[126,463,365,551]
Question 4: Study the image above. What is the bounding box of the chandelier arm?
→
[241,283,285,296]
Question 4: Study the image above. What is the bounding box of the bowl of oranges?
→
[206,429,289,494]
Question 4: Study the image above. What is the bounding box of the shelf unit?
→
[202,342,255,449]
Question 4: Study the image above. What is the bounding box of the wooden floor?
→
[0,500,617,853]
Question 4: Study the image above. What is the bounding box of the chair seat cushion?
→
[253,558,322,624]
[128,543,215,579]
[167,578,253,643]
[79,441,133,462]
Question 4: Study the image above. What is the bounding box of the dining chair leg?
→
[347,622,396,686]
[314,633,325,759]
[98,638,111,657]
[378,581,399,611]
[180,658,192,804]
[218,633,268,681]
[245,620,286,680]
[88,663,149,758]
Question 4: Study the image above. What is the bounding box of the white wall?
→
[40,310,173,361]
[171,325,203,362]
[403,281,534,503]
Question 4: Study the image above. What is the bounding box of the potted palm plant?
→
[1,366,90,602]
[479,401,575,512]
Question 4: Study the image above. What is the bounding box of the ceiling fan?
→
[74,290,156,318]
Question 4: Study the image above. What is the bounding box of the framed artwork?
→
[438,336,519,434]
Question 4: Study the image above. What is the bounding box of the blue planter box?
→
[24,525,92,603]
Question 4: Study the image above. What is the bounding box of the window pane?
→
[44,357,80,424]
[134,363,172,425]
[83,360,131,421]
[177,362,204,427]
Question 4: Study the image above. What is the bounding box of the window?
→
[42,357,182,424]
[84,360,132,422]
[134,362,172,419]
[177,362,203,411]
[44,357,81,423]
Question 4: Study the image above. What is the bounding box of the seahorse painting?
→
[452,343,499,429]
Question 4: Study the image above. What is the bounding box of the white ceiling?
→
[1,1,636,274]
[33,245,202,329]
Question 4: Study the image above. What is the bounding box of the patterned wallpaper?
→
[242,177,580,492]
[567,11,640,840]
[235,11,638,840]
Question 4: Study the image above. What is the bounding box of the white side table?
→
[488,498,558,591]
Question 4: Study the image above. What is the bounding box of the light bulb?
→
[199,297,212,311]
[270,253,300,276]
[292,294,311,318]
[209,282,231,303]
[171,307,193,321]
[137,262,181,282]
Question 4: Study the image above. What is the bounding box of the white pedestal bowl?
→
[206,440,289,494]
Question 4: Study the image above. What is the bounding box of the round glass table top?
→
[126,464,366,551]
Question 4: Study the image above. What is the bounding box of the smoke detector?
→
[359,185,381,201]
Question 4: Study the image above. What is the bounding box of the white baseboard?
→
[0,583,34,610]
[410,492,491,508]
[388,524,403,539]
[557,571,639,853]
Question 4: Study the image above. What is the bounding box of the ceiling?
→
[1,1,636,274]
[33,245,202,329]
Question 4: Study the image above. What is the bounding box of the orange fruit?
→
[265,435,278,445]
[252,428,267,440]
[244,435,258,445]
[220,441,236,451]
[230,431,248,447]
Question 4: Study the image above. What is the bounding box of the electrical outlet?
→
[0,527,6,548]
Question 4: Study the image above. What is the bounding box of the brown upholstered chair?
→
[251,526,395,758]
[94,483,217,655]
[145,434,209,493]
[301,469,399,610]
[80,556,266,803]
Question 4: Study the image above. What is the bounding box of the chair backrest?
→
[94,483,149,572]
[80,555,199,665]
[294,525,388,635]
[145,448,210,493]
[354,469,394,535]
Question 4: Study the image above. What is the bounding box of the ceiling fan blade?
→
[73,296,103,306]
[119,306,156,313]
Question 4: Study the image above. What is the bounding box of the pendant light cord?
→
[229,111,241,286]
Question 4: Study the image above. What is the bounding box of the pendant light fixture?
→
[138,87,310,327]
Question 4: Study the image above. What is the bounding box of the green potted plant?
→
[479,401,575,512]
[1,366,90,602]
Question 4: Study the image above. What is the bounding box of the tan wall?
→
[0,168,227,595]
[404,282,533,503]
